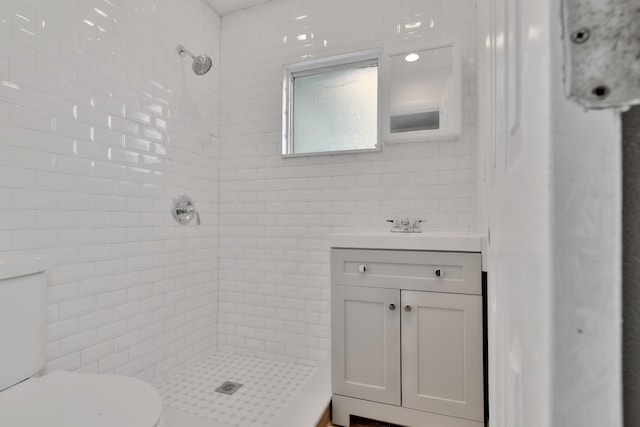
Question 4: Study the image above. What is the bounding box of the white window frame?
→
[282,49,382,157]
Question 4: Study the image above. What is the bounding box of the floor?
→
[320,415,405,427]
[315,406,405,427]
[158,352,317,427]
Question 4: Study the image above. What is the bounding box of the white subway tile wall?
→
[218,0,478,364]
[0,0,220,385]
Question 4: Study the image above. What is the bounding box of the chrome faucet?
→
[386,218,424,233]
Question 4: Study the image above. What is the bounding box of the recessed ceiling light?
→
[405,53,420,62]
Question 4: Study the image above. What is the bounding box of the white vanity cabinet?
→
[331,247,485,427]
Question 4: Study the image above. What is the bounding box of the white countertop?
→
[0,254,49,280]
[329,231,485,253]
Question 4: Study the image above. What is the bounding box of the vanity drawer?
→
[331,249,481,295]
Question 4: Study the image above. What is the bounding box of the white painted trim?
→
[281,146,381,159]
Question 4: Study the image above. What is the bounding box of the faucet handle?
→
[386,219,400,231]
[186,205,201,226]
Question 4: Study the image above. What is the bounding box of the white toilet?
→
[0,255,164,427]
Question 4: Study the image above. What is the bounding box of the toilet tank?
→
[0,255,48,391]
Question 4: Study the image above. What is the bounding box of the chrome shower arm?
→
[176,44,196,60]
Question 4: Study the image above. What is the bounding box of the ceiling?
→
[205,0,271,15]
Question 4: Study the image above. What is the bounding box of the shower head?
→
[192,55,213,75]
[177,44,213,76]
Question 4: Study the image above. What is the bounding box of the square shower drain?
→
[215,381,243,395]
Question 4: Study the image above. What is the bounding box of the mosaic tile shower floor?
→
[158,353,318,427]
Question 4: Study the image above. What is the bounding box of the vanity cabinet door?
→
[401,290,484,421]
[331,285,401,405]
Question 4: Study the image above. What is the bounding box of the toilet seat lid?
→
[0,371,163,427]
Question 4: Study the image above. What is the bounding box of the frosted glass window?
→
[293,66,378,154]
[282,50,381,156]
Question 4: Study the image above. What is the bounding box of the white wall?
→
[478,0,623,426]
[218,0,478,364]
[0,0,220,385]
[549,0,622,423]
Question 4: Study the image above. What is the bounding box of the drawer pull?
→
[434,268,443,277]
[389,303,396,311]
[358,265,367,273]
[404,305,412,312]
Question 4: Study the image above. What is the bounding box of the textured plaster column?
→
[623,106,640,427]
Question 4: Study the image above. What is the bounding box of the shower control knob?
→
[404,305,412,312]
[389,303,396,311]
[435,268,443,277]
[358,265,367,273]
[172,195,200,226]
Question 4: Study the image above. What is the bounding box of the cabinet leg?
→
[332,399,351,426]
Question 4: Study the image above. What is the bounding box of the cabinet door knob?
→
[404,305,412,312]
[358,265,367,273]
[434,268,443,277]
[389,303,396,311]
